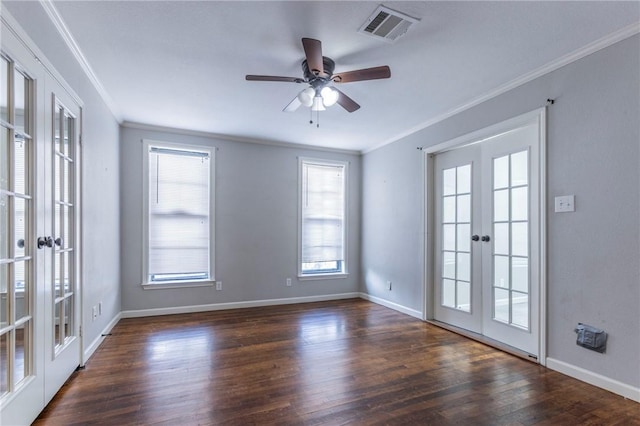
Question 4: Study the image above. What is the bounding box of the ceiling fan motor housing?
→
[302,57,335,89]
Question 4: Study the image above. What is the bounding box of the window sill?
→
[298,273,349,281]
[142,280,215,290]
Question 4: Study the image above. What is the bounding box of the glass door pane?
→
[0,56,7,124]
[53,104,76,352]
[0,332,8,396]
[492,150,530,329]
[441,163,472,312]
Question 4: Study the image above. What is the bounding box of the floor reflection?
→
[297,310,348,344]
[295,309,353,412]
[145,328,214,363]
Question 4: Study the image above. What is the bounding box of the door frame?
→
[422,108,547,365]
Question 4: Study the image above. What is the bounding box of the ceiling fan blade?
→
[283,96,302,112]
[302,38,324,77]
[246,75,304,83]
[332,66,391,83]
[334,88,360,113]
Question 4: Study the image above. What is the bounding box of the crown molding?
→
[1,7,83,106]
[39,0,122,122]
[364,21,640,154]
[121,121,362,156]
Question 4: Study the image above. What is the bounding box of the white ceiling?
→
[47,1,639,152]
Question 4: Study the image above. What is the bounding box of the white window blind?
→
[300,160,347,275]
[147,144,211,283]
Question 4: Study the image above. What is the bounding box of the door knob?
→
[481,235,491,242]
[37,236,53,249]
[471,235,480,241]
[54,237,63,247]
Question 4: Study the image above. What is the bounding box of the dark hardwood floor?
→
[34,299,639,425]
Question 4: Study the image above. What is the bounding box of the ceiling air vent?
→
[359,5,419,42]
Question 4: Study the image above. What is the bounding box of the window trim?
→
[141,139,215,289]
[297,157,349,280]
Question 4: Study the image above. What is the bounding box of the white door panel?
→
[434,144,482,334]
[43,80,81,404]
[0,25,45,425]
[481,124,540,356]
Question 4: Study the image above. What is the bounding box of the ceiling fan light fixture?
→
[311,96,326,111]
[321,86,339,107]
[298,87,315,107]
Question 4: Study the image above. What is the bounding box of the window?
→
[299,158,348,277]
[142,140,214,287]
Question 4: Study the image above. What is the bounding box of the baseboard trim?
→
[82,312,122,365]
[546,357,640,402]
[359,293,423,319]
[120,292,361,318]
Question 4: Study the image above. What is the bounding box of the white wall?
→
[362,35,640,390]
[361,140,424,312]
[3,1,121,356]
[120,125,361,312]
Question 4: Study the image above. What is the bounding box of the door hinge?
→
[79,134,83,146]
[79,325,82,338]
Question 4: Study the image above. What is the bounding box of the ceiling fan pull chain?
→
[317,110,320,128]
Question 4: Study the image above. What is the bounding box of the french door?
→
[1,21,82,425]
[433,116,542,358]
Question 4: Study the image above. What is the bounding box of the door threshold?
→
[426,319,538,363]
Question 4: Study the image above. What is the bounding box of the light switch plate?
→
[555,195,575,213]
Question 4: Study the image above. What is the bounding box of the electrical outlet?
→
[92,306,97,321]
[216,281,222,291]
[286,278,292,287]
[387,281,392,291]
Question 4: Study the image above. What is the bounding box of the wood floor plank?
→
[33,299,639,425]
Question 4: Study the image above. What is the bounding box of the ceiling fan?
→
[246,38,391,114]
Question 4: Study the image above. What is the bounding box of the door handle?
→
[481,235,491,242]
[37,236,53,249]
[54,237,63,247]
[471,235,480,241]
